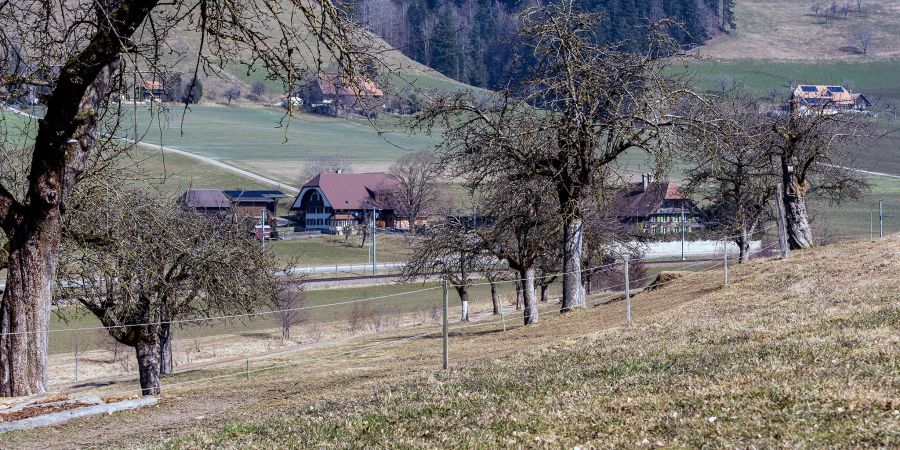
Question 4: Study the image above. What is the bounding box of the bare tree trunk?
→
[561,216,585,311]
[521,268,538,325]
[540,284,549,303]
[135,336,161,396]
[158,322,173,375]
[736,226,750,263]
[455,286,469,321]
[282,321,291,340]
[490,280,499,315]
[0,222,59,396]
[783,191,813,249]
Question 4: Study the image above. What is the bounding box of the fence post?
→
[246,358,250,380]
[775,183,789,259]
[723,240,729,286]
[879,198,884,238]
[624,254,631,323]
[499,301,507,332]
[442,280,449,370]
[73,338,78,382]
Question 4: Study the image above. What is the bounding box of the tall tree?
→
[416,1,692,313]
[386,151,441,235]
[0,0,364,396]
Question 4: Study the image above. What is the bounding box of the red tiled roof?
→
[312,75,384,98]
[299,173,399,210]
[142,80,163,90]
[615,181,687,217]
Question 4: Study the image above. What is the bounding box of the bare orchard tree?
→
[682,94,778,262]
[58,187,280,395]
[768,100,873,249]
[298,155,355,184]
[0,0,366,396]
[224,84,242,105]
[401,213,479,321]
[272,278,308,341]
[386,151,441,235]
[415,2,692,313]
[853,27,875,55]
[474,176,559,325]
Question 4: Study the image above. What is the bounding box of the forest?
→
[354,0,736,88]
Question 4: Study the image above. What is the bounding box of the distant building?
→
[297,74,384,117]
[615,175,704,236]
[178,189,288,219]
[791,84,869,112]
[138,80,164,101]
[291,172,413,233]
[177,189,232,216]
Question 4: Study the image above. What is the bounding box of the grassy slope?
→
[0,237,881,448]
[151,237,900,448]
[700,0,900,60]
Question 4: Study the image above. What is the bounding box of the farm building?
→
[291,172,415,233]
[138,80,164,101]
[178,189,288,219]
[222,190,290,218]
[296,74,384,117]
[177,189,232,216]
[615,175,704,236]
[791,84,869,112]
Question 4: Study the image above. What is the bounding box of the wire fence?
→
[36,225,803,402]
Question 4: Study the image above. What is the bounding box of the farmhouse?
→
[615,175,704,236]
[791,84,869,112]
[297,74,384,117]
[291,172,410,233]
[177,189,231,216]
[138,80,164,101]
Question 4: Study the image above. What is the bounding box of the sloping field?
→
[2,236,897,448]
[701,0,900,60]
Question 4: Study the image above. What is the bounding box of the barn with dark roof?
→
[615,175,704,236]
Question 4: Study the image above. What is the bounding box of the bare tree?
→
[298,155,355,184]
[768,100,873,249]
[401,213,479,321]
[224,85,242,105]
[0,0,366,396]
[811,3,821,17]
[273,279,307,341]
[682,94,777,262]
[58,187,280,395]
[853,27,875,55]
[415,2,692,313]
[250,80,266,100]
[386,151,441,235]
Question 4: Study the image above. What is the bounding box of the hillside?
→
[2,236,896,448]
[701,0,900,60]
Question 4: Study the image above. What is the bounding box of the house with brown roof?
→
[791,84,869,112]
[298,74,384,117]
[615,175,704,236]
[291,172,412,233]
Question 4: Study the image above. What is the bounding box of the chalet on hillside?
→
[297,74,384,117]
[791,84,869,112]
[291,172,417,233]
[615,175,704,236]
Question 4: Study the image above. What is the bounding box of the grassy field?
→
[268,233,408,265]
[3,235,896,448]
[700,0,900,60]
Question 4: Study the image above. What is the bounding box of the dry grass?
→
[2,237,898,448]
[701,0,900,60]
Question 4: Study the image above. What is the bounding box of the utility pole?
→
[372,207,377,275]
[442,280,449,370]
[879,198,884,238]
[775,183,789,259]
[260,208,266,251]
[871,209,875,240]
[723,240,729,286]
[624,254,631,323]
[681,203,686,261]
